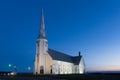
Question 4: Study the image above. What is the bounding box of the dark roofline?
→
[48,48,72,57]
[48,48,82,65]
[48,48,73,63]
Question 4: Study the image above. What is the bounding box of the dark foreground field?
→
[1,73,120,80]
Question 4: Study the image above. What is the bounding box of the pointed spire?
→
[38,9,46,39]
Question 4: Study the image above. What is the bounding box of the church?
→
[34,10,85,74]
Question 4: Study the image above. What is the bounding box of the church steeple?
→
[34,9,48,74]
[38,9,46,39]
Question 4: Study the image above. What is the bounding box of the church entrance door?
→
[50,65,52,74]
[40,66,44,74]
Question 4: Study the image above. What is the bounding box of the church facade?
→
[34,10,85,74]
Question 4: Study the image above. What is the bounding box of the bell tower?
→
[34,9,48,74]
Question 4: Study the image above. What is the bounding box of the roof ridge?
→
[48,48,72,57]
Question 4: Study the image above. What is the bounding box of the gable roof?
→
[48,48,82,65]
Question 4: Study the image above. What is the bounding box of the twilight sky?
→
[0,0,120,72]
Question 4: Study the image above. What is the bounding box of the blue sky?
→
[0,0,120,72]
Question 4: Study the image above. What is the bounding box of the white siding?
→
[79,57,85,74]
[53,60,73,74]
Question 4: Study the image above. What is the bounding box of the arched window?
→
[75,66,77,73]
[40,66,44,74]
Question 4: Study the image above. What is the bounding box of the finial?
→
[78,51,81,56]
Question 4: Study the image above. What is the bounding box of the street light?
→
[8,64,12,67]
[28,67,31,73]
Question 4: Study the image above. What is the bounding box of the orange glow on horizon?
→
[86,65,120,71]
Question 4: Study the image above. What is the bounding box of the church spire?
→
[38,9,46,39]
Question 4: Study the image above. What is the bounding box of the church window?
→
[65,66,66,72]
[63,65,65,72]
[67,68,69,73]
[37,43,39,47]
[60,65,62,72]
[75,67,77,73]
[56,68,57,72]
[37,54,39,57]
[46,42,48,46]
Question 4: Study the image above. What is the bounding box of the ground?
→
[1,73,120,80]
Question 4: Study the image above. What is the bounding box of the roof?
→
[48,48,82,65]
[72,56,82,65]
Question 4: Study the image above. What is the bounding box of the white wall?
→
[52,59,85,74]
[79,57,85,74]
[52,60,74,74]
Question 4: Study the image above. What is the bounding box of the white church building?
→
[34,10,85,74]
